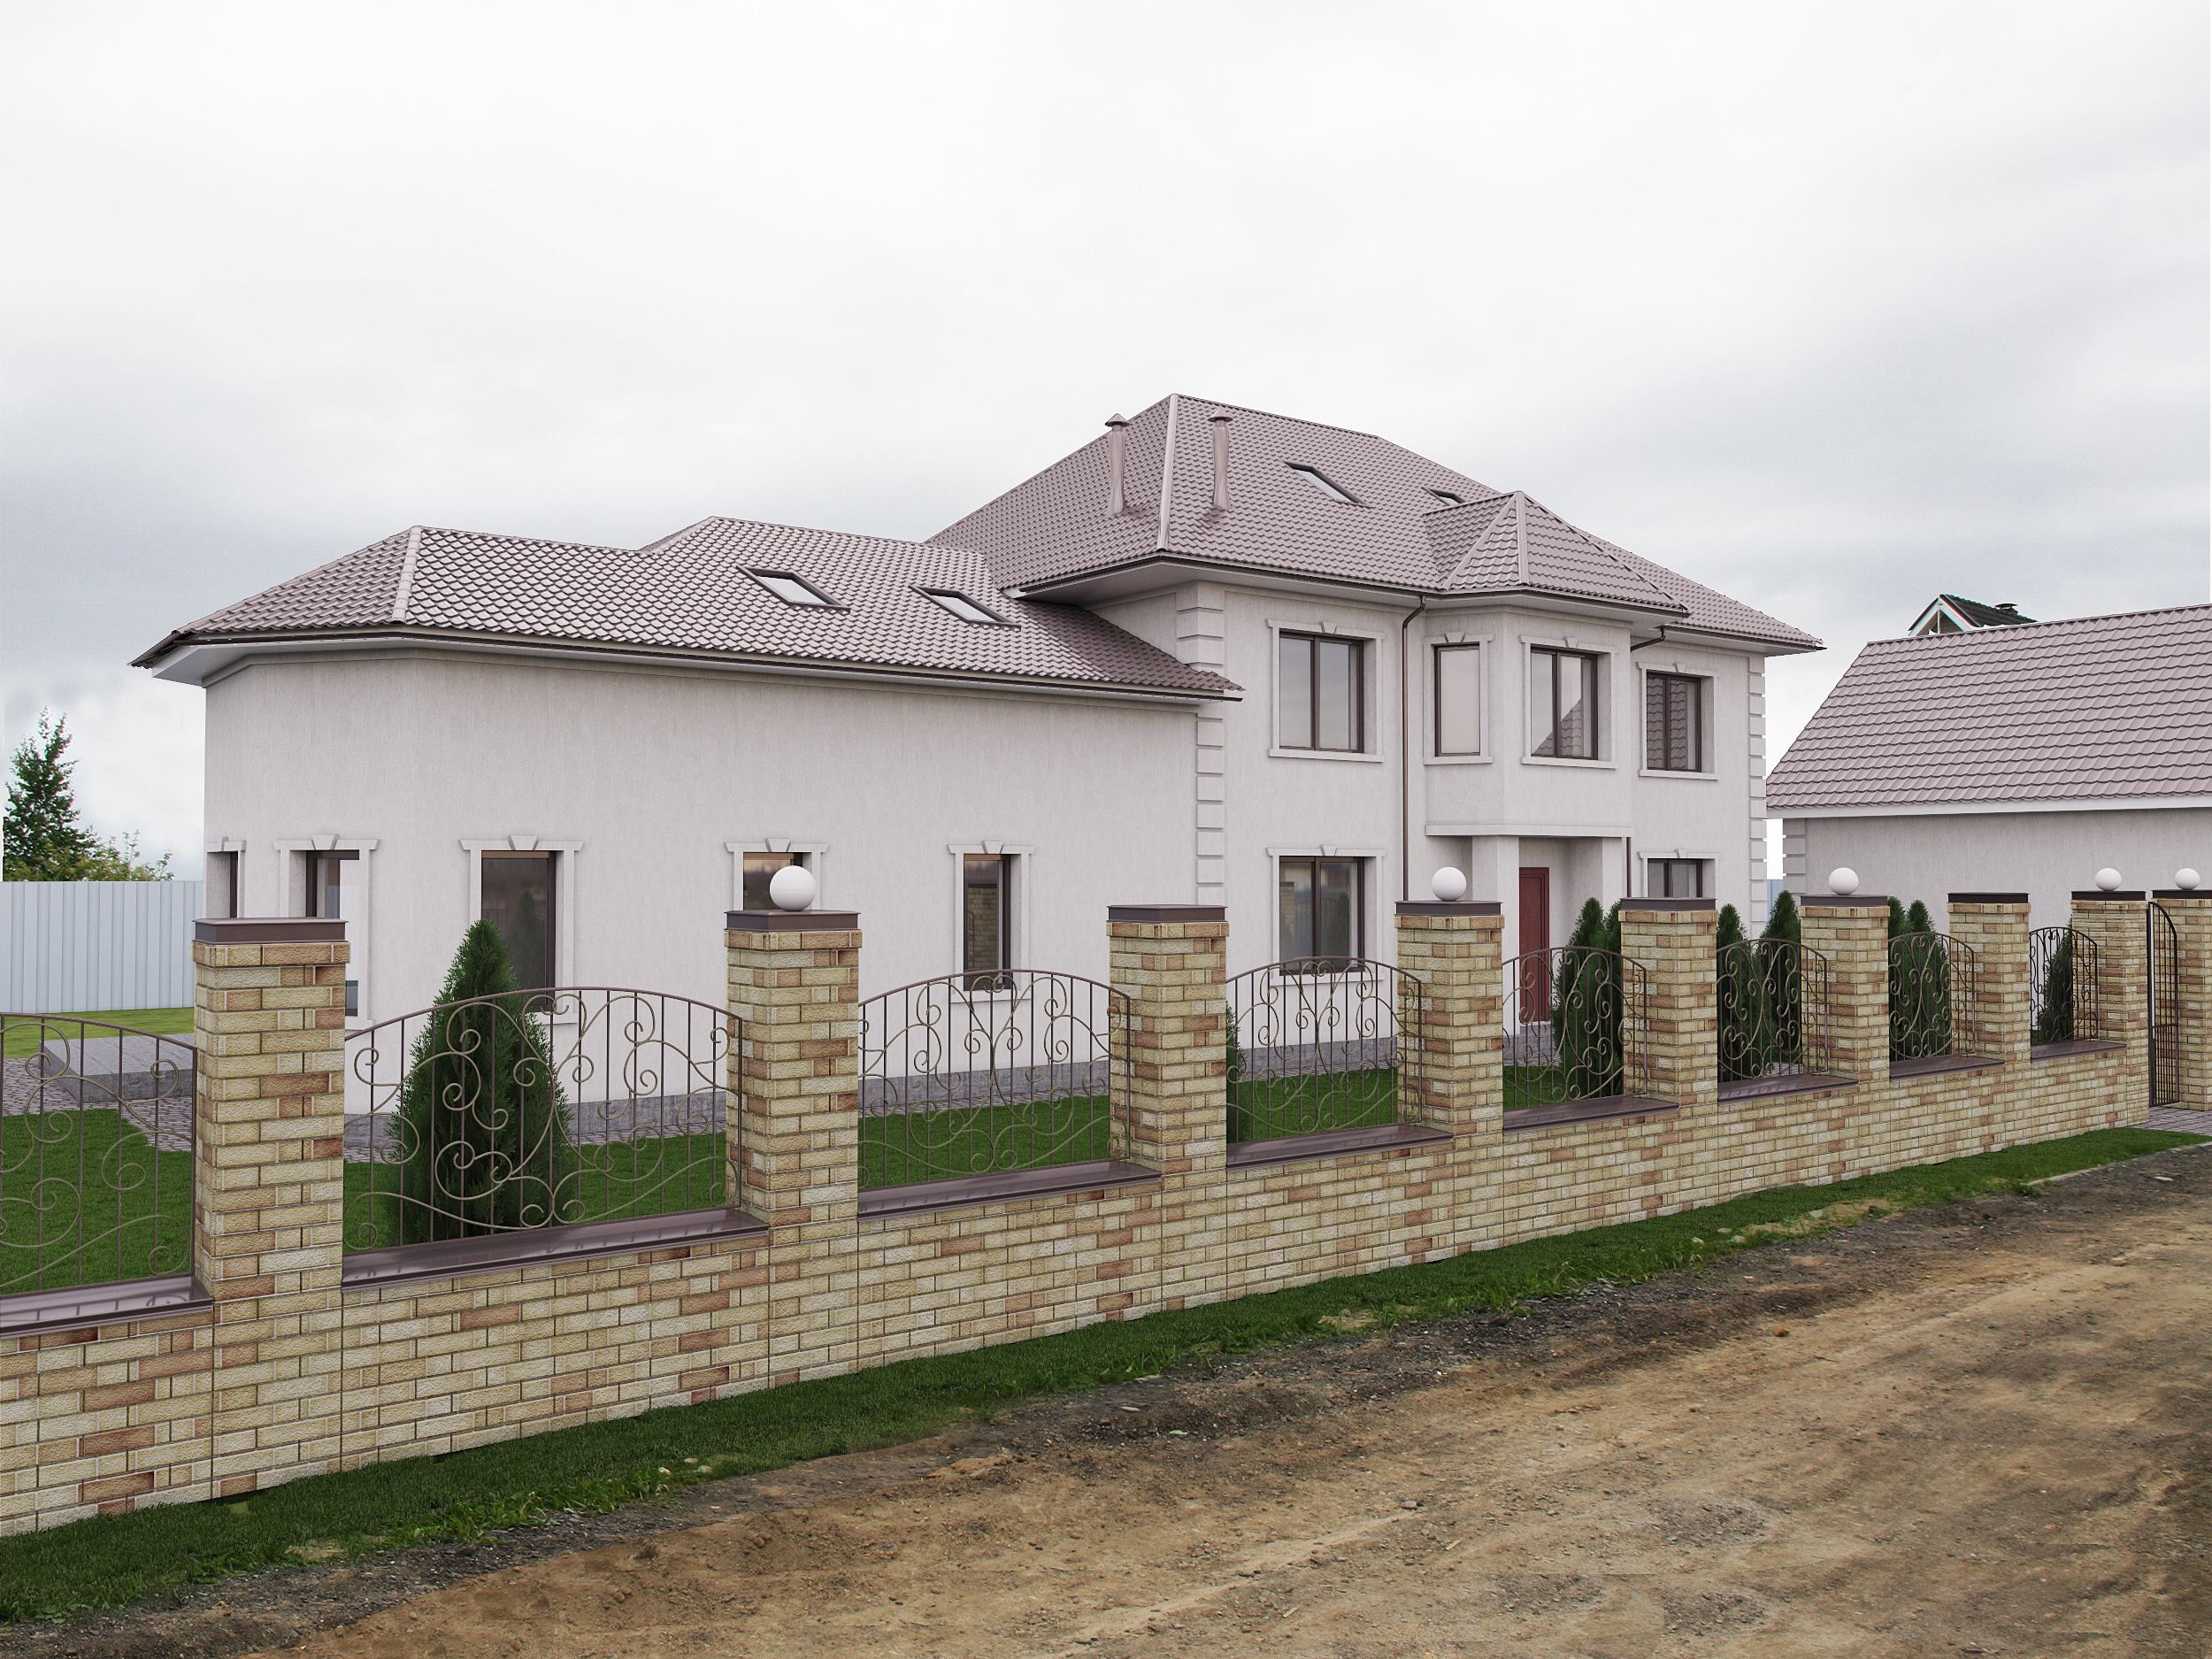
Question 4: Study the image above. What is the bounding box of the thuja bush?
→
[2032,933,2076,1044]
[1553,898,1624,1099]
[391,922,577,1242]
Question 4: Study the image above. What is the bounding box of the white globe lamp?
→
[1827,867,1858,896]
[2094,868,2122,892]
[2177,869,2200,892]
[768,864,818,912]
[1431,867,1468,902]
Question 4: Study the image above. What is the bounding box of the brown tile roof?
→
[1767,604,2212,812]
[134,518,1240,699]
[932,394,1820,651]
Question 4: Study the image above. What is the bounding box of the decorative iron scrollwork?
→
[1717,939,1833,1083]
[1500,948,1646,1111]
[1888,933,1980,1061]
[1223,958,1422,1143]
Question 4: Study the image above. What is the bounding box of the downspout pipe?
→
[1400,591,1427,903]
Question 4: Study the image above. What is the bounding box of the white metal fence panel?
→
[0,880,204,1013]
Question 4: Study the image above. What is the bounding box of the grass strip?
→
[2,1124,2200,1622]
[2,1012,195,1062]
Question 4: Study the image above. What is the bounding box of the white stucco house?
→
[1769,603,2212,930]
[134,395,1820,1019]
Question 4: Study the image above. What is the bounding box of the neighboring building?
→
[1769,603,2212,930]
[1908,594,2036,636]
[134,394,1820,1018]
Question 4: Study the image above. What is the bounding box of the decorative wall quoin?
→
[726,908,862,1385]
[190,916,349,1500]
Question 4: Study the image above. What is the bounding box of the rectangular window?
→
[1650,859,1704,898]
[1645,672,1704,771]
[480,851,555,992]
[741,851,801,911]
[1278,856,1363,969]
[1279,633,1363,752]
[306,849,359,1015]
[962,853,1011,990]
[1433,643,1481,756]
[1529,647,1599,759]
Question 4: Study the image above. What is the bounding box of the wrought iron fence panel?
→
[1887,933,1981,1061]
[858,972,1125,1188]
[1,1015,194,1296]
[2150,902,2181,1106]
[2028,926,2099,1047]
[1224,958,1422,1143]
[1500,948,1646,1112]
[1717,940,1832,1082]
[343,987,734,1251]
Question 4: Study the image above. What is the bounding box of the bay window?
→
[1529,647,1599,759]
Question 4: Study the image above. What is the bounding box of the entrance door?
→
[1517,868,1552,1012]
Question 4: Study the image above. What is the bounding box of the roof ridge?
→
[1166,392,1386,442]
[1522,495,1681,609]
[390,526,422,623]
[1514,492,1529,585]
[1156,395,1179,554]
[1867,602,2212,647]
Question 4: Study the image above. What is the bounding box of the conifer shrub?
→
[1552,898,1624,1099]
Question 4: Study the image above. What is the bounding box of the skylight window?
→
[1286,464,1360,506]
[1429,488,1465,505]
[750,570,838,608]
[920,588,1010,626]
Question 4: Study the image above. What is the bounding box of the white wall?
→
[1,879,204,1013]
[1786,807,2212,932]
[205,650,1199,1020]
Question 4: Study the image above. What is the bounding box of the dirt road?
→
[26,1146,2212,1659]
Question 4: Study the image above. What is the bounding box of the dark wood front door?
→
[1517,868,1550,956]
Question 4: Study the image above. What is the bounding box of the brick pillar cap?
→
[1619,896,1716,911]
[2072,890,2147,902]
[1803,895,1893,910]
[726,909,860,932]
[195,917,344,943]
[2153,889,2208,900]
[1394,900,1502,917]
[1948,892,2029,904]
[1107,903,1225,923]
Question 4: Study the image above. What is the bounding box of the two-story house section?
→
[934,395,1822,974]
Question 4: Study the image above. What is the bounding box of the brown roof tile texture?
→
[136,518,1239,698]
[933,394,1819,650]
[1766,605,2212,811]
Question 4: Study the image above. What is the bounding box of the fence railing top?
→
[1227,956,1423,984]
[345,985,737,1041]
[862,969,1125,1006]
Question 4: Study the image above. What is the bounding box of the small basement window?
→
[920,588,1010,626]
[750,570,838,607]
[1286,464,1361,506]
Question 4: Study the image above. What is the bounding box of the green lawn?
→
[2,1010,195,1062]
[0,1124,2196,1623]
[859,1096,1114,1188]
[0,1110,192,1295]
[1229,1066,1397,1141]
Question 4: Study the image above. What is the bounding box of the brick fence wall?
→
[1,892,2159,1533]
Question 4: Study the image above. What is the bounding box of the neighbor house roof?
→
[133,518,1240,699]
[1766,604,2212,812]
[1908,594,2037,634]
[932,394,1820,652]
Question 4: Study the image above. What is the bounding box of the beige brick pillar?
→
[1392,900,1502,1136]
[1801,897,1889,1082]
[190,917,349,1499]
[2070,892,2148,1117]
[2151,889,2211,1109]
[1619,898,1717,1111]
[1108,903,1226,1311]
[1947,893,2030,1065]
[726,907,860,1386]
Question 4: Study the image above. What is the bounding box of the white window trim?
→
[1636,661,1718,779]
[1267,618,1385,760]
[272,836,380,1022]
[461,836,584,992]
[203,838,246,919]
[1265,847,1386,961]
[946,841,1035,985]
[724,839,832,910]
[1519,636,1613,764]
[1425,630,1494,764]
[1641,849,1720,900]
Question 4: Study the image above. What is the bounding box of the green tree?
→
[1888,897,1950,1059]
[1553,898,1624,1099]
[1758,890,1805,1071]
[4,711,172,880]
[389,921,576,1243]
[2031,933,2075,1044]
[1716,903,1761,1081]
[1763,889,1801,946]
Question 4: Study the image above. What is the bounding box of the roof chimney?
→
[1208,412,1232,511]
[1104,414,1129,514]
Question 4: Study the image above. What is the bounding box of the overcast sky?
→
[4,1,2205,880]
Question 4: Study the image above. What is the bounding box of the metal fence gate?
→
[2149,901,2181,1107]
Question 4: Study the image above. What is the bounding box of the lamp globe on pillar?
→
[1827,867,1858,896]
[2176,869,2200,892]
[2094,868,2123,893]
[768,864,818,912]
[1431,867,1468,902]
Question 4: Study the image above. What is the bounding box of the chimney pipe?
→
[1104,414,1128,514]
[1209,412,1232,511]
